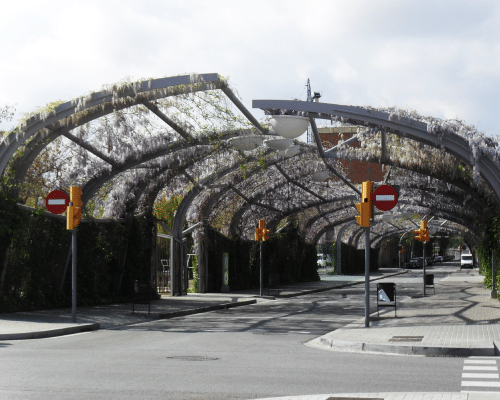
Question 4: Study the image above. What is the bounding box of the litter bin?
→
[425,274,435,294]
[377,282,396,317]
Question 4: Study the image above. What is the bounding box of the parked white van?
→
[460,254,474,269]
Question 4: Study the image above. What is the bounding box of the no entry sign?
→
[45,190,70,214]
[372,185,398,211]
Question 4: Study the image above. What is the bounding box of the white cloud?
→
[1,0,500,138]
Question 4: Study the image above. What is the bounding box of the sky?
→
[1,0,500,140]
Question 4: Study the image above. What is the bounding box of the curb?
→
[0,322,100,341]
[136,299,258,319]
[276,270,408,299]
[318,337,495,357]
[0,272,405,341]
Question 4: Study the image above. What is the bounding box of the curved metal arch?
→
[370,226,478,249]
[224,151,482,241]
[310,216,357,245]
[80,131,242,205]
[2,74,231,177]
[190,148,320,235]
[309,198,477,249]
[13,101,120,184]
[116,146,219,218]
[6,73,270,195]
[253,99,500,203]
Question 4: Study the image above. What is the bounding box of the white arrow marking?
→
[48,199,66,205]
[376,195,395,201]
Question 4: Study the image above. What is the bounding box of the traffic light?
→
[67,186,82,230]
[402,246,405,253]
[355,181,373,227]
[255,219,269,241]
[420,220,429,242]
[414,220,429,242]
[414,227,423,242]
[262,227,270,241]
[422,229,430,242]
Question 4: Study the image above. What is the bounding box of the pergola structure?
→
[1,73,499,294]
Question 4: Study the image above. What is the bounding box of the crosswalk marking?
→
[462,381,500,387]
[464,366,498,371]
[462,373,499,379]
[462,359,500,393]
[464,360,497,364]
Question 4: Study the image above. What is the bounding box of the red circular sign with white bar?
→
[45,190,70,214]
[372,185,398,211]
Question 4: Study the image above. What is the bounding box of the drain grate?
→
[389,336,424,342]
[166,356,219,361]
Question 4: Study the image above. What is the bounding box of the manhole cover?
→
[389,336,424,342]
[166,356,219,361]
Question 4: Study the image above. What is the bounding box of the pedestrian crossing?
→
[462,357,500,393]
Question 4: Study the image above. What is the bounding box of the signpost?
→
[45,187,81,323]
[255,219,270,297]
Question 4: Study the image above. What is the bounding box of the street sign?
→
[372,185,398,211]
[45,190,69,214]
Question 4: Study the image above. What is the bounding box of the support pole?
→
[365,227,370,328]
[260,241,263,297]
[423,242,426,297]
[71,229,77,323]
[492,250,497,299]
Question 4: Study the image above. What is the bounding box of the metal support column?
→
[260,241,263,297]
[492,250,497,298]
[365,227,370,328]
[423,243,426,297]
[71,229,77,323]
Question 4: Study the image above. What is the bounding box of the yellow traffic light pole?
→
[414,220,430,296]
[354,181,374,328]
[255,219,270,297]
[67,186,82,323]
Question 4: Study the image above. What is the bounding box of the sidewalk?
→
[0,269,405,340]
[253,393,499,400]
[307,268,500,357]
[253,392,499,400]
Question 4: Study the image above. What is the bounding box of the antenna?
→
[306,79,313,143]
[305,79,321,144]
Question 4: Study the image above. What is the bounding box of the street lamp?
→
[269,115,310,138]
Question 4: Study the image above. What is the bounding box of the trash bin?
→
[425,274,435,294]
[377,282,396,317]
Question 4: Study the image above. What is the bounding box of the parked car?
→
[460,254,474,269]
[434,255,443,263]
[317,254,334,267]
[406,257,422,269]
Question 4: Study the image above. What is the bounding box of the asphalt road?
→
[0,263,487,400]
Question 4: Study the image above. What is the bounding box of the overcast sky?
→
[1,0,499,140]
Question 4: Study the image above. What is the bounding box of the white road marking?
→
[464,360,498,364]
[462,373,500,379]
[464,366,498,371]
[461,381,500,387]
[462,359,500,392]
